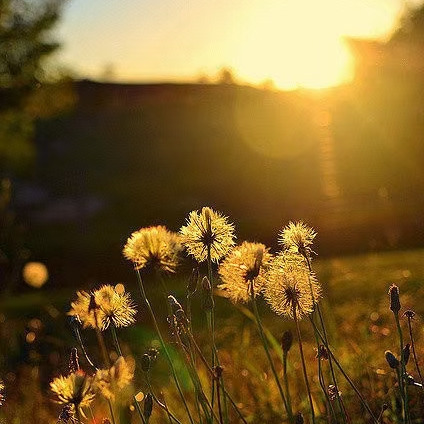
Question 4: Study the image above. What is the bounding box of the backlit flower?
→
[279,221,316,257]
[218,241,272,303]
[180,207,235,263]
[123,226,182,273]
[265,253,321,319]
[50,371,95,414]
[68,285,136,330]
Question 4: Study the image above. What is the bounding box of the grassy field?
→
[1,247,424,423]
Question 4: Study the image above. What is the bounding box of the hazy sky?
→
[55,0,421,88]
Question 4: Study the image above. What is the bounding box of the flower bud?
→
[295,412,304,424]
[201,276,214,311]
[144,393,153,419]
[403,343,411,366]
[281,330,293,354]
[385,350,400,369]
[388,284,401,314]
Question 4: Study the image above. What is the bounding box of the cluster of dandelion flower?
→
[93,356,135,401]
[123,225,182,273]
[218,241,272,303]
[265,253,321,319]
[50,370,95,416]
[68,284,136,330]
[180,206,235,263]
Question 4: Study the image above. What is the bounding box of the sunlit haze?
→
[57,0,413,90]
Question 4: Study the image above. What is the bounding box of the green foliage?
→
[0,0,67,173]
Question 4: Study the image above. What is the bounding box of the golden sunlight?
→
[234,0,360,90]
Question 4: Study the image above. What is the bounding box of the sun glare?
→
[234,0,357,90]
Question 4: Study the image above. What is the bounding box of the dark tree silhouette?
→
[0,0,68,173]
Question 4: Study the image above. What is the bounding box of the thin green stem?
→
[305,255,347,423]
[294,308,316,424]
[309,318,379,423]
[108,399,117,424]
[187,330,248,424]
[251,292,292,421]
[135,268,194,424]
[394,313,410,424]
[406,316,424,392]
[110,324,147,424]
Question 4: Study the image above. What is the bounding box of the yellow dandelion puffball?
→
[279,221,316,255]
[265,253,321,319]
[22,262,48,288]
[180,206,236,263]
[93,356,135,400]
[123,225,182,273]
[218,241,272,303]
[50,371,95,411]
[68,284,136,330]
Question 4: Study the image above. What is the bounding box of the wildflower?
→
[180,207,235,263]
[385,350,400,369]
[388,284,401,314]
[22,261,48,288]
[50,370,95,414]
[68,285,136,330]
[123,225,182,273]
[94,356,134,401]
[265,253,321,319]
[218,242,272,303]
[279,221,316,258]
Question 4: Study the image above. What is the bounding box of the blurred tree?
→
[0,0,71,175]
[217,66,236,84]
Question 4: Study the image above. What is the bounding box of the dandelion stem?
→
[293,308,316,424]
[304,255,347,423]
[107,399,117,424]
[394,313,410,424]
[110,324,147,424]
[250,289,292,421]
[75,407,83,424]
[406,315,424,392]
[309,318,379,423]
[187,330,248,424]
[71,323,97,371]
[135,268,195,424]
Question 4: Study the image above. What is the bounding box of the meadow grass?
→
[1,235,424,423]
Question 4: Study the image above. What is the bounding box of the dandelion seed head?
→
[68,285,136,330]
[279,221,316,256]
[265,253,321,319]
[180,207,235,263]
[94,285,137,330]
[218,242,272,303]
[123,226,182,274]
[50,371,95,410]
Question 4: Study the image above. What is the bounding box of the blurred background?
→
[2,0,424,421]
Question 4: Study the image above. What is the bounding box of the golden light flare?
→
[234,0,358,90]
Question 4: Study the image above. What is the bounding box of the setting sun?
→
[234,0,362,90]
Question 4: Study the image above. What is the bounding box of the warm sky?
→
[55,0,422,90]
